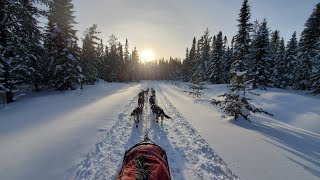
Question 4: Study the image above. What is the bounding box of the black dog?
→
[131,106,142,127]
[151,105,171,123]
[149,95,155,106]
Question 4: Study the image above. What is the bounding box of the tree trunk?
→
[6,91,14,103]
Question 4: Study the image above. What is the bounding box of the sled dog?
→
[138,96,144,108]
[151,105,171,123]
[149,95,155,106]
[131,106,142,127]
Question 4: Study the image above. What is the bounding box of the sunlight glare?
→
[141,49,155,62]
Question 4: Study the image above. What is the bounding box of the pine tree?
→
[182,47,190,81]
[233,0,252,75]
[269,30,281,86]
[211,0,271,122]
[187,37,197,81]
[274,38,286,88]
[297,3,320,91]
[250,19,271,89]
[44,0,82,91]
[284,32,298,87]
[117,42,124,81]
[123,39,130,81]
[0,0,46,103]
[221,36,231,83]
[209,31,224,84]
[131,47,139,81]
[80,24,100,84]
[201,28,211,81]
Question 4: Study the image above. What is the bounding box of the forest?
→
[1,0,319,104]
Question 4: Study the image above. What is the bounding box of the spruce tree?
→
[297,3,320,91]
[0,0,46,103]
[274,38,286,88]
[80,24,100,84]
[44,0,82,91]
[233,0,252,74]
[284,32,298,87]
[211,0,271,122]
[209,31,224,84]
[250,19,271,89]
[123,39,130,81]
[182,47,190,81]
[188,37,197,81]
[131,47,139,81]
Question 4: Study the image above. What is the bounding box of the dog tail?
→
[164,114,171,119]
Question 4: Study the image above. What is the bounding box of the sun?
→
[140,49,155,62]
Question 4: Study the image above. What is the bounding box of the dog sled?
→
[116,134,172,180]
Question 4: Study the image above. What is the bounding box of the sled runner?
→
[117,134,172,180]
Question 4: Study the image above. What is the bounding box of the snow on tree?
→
[250,19,271,89]
[44,0,82,91]
[208,31,224,84]
[233,0,252,74]
[80,24,100,85]
[273,38,286,88]
[0,0,46,103]
[211,0,272,122]
[130,47,139,81]
[296,3,320,91]
[182,47,190,81]
[268,30,283,87]
[185,37,197,82]
[284,32,299,87]
[188,72,205,98]
[193,29,211,81]
[212,71,273,122]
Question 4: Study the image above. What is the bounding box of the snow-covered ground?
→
[160,82,320,180]
[0,81,319,180]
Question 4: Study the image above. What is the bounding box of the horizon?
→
[72,0,319,59]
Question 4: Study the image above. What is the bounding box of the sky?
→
[72,0,319,59]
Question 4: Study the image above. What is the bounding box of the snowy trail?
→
[71,82,238,179]
[152,84,239,179]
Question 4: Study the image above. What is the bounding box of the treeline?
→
[181,1,320,94]
[0,0,181,103]
[1,0,319,104]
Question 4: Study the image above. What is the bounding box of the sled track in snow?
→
[155,85,239,180]
[70,94,145,180]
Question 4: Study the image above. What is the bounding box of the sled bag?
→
[117,143,171,180]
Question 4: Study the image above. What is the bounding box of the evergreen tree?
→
[297,3,320,91]
[80,24,100,84]
[222,36,233,83]
[211,0,271,122]
[182,47,190,81]
[233,0,252,75]
[123,39,130,81]
[273,38,286,88]
[201,28,211,81]
[0,0,46,103]
[117,42,124,81]
[130,47,139,81]
[187,37,197,81]
[284,32,298,87]
[44,0,82,91]
[269,30,281,86]
[107,34,119,81]
[250,19,271,89]
[209,31,224,84]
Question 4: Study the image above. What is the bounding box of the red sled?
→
[117,136,172,180]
